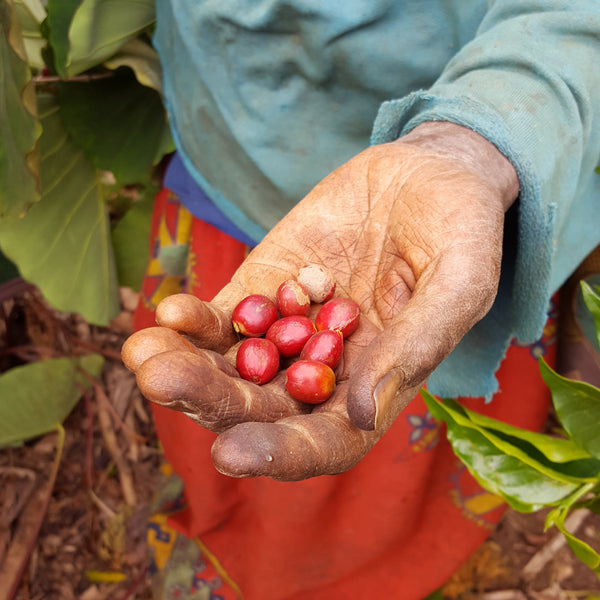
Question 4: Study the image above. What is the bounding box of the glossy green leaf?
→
[540,359,600,460]
[581,280,600,349]
[57,68,172,184]
[550,508,600,576]
[47,0,155,78]
[462,405,593,464]
[111,188,155,290]
[0,354,103,447]
[434,397,593,484]
[0,0,41,217]
[0,92,120,324]
[103,38,163,93]
[423,391,579,511]
[14,0,45,68]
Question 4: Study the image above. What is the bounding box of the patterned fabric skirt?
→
[133,188,557,600]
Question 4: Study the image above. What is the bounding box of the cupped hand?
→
[122,122,519,481]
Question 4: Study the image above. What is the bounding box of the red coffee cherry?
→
[285,360,336,404]
[315,297,360,339]
[300,329,344,370]
[236,338,280,385]
[276,279,311,317]
[266,315,316,357]
[232,294,278,337]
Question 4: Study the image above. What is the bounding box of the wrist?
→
[398,121,519,211]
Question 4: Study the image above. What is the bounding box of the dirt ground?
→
[1,284,599,600]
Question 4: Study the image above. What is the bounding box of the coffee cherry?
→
[285,360,336,404]
[236,338,280,385]
[297,264,336,304]
[266,315,316,357]
[232,294,278,337]
[315,297,360,338]
[276,279,311,317]
[300,329,344,370]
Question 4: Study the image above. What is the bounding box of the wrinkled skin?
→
[122,122,519,481]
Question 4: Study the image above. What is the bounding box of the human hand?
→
[122,122,519,481]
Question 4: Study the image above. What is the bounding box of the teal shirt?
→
[154,1,600,399]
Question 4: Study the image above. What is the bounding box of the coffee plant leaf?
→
[540,358,600,460]
[56,67,172,185]
[423,391,579,511]
[47,0,154,78]
[0,92,120,325]
[581,280,600,349]
[0,0,41,218]
[0,354,104,447]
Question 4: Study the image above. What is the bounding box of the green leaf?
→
[581,280,600,349]
[423,391,580,511]
[47,0,155,79]
[111,188,155,290]
[0,92,120,325]
[45,0,78,78]
[0,0,41,217]
[0,354,103,447]
[552,509,600,575]
[103,38,163,93]
[540,359,600,460]
[57,68,172,185]
[14,0,46,69]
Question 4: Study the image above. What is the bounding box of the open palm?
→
[122,123,518,481]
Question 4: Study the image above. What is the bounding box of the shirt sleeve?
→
[371,1,600,399]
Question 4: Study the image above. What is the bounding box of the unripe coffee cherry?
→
[266,315,316,357]
[297,264,336,304]
[276,279,311,317]
[285,360,336,404]
[236,338,279,385]
[300,329,344,370]
[232,294,278,337]
[315,297,360,338]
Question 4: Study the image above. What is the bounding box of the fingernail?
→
[373,368,404,429]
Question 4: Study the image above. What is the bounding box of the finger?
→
[136,350,309,432]
[211,386,379,481]
[121,326,200,372]
[155,293,238,352]
[347,246,501,431]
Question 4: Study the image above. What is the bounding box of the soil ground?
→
[1,284,599,600]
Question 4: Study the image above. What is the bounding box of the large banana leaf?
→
[0,0,41,217]
[13,0,45,69]
[0,92,120,324]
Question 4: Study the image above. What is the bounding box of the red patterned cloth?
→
[135,188,557,600]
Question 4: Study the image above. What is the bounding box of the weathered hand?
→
[122,122,519,481]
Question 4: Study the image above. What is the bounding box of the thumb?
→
[347,251,499,431]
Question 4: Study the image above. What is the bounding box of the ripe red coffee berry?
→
[236,338,279,385]
[285,360,336,404]
[315,297,360,339]
[232,294,278,337]
[276,279,311,317]
[297,264,336,304]
[266,315,316,357]
[300,329,344,370]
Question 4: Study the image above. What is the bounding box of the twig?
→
[93,381,137,507]
[117,566,148,600]
[521,509,591,582]
[79,370,146,443]
[32,72,115,83]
